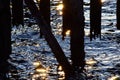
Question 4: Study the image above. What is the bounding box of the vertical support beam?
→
[70,0,85,71]
[90,0,101,41]
[39,0,51,38]
[62,0,71,40]
[39,0,50,26]
[117,0,120,29]
[0,0,11,79]
[12,0,23,26]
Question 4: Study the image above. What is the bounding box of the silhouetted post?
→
[90,0,101,41]
[0,0,11,79]
[117,0,120,29]
[24,0,74,77]
[70,0,85,71]
[62,0,71,40]
[39,0,51,38]
[12,0,23,26]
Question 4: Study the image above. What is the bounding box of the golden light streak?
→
[56,4,64,10]
[32,74,40,78]
[65,30,71,36]
[108,75,120,80]
[36,68,47,73]
[59,11,63,15]
[58,65,62,71]
[86,58,97,66]
[32,66,48,79]
[58,71,65,76]
[57,65,65,80]
[101,0,106,3]
[33,61,41,67]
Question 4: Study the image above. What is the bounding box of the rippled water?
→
[9,0,120,80]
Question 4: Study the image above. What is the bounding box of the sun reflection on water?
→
[32,61,48,80]
[86,58,97,66]
[57,65,65,80]
[56,4,64,10]
[101,0,106,3]
[59,11,63,15]
[56,3,63,15]
[65,30,71,36]
[108,75,120,80]
[33,61,41,67]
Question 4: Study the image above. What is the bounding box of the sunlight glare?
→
[58,65,62,71]
[32,74,40,78]
[33,61,41,67]
[36,68,47,73]
[86,58,97,66]
[57,65,65,80]
[58,71,65,80]
[65,30,71,36]
[32,67,48,79]
[56,4,64,10]
[59,11,63,15]
[101,0,106,3]
[108,75,120,80]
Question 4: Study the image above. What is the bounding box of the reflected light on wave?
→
[56,4,64,10]
[33,61,41,67]
[57,65,65,80]
[101,0,106,3]
[32,61,49,80]
[59,11,63,15]
[65,30,71,36]
[108,75,120,80]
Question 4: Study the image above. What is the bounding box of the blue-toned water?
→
[10,0,120,80]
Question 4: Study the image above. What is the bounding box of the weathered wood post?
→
[62,0,71,40]
[70,0,85,71]
[39,0,51,38]
[117,0,120,29]
[0,0,11,79]
[12,0,24,26]
[90,0,102,41]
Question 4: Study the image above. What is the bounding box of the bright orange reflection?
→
[108,75,120,80]
[101,0,106,3]
[33,61,41,67]
[65,30,71,36]
[58,65,62,71]
[36,68,47,73]
[57,65,65,80]
[56,4,64,10]
[59,11,63,15]
[86,58,97,66]
[32,68,48,80]
[32,61,48,80]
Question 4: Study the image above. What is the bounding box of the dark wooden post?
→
[24,0,73,76]
[90,0,101,41]
[39,0,50,26]
[62,0,71,40]
[39,0,51,38]
[12,0,23,26]
[70,0,85,71]
[117,0,120,29]
[0,0,11,79]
